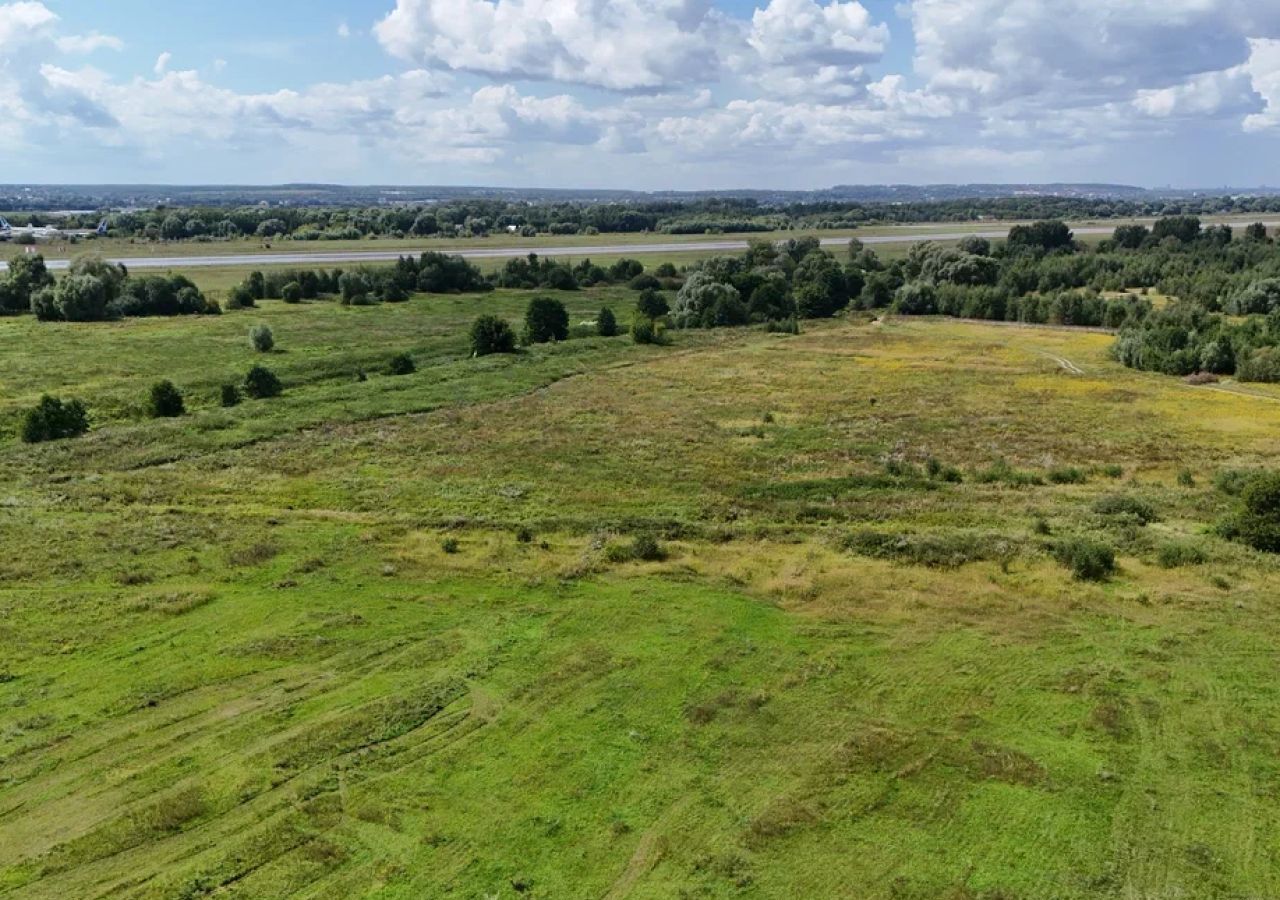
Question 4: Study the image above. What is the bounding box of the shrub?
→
[515,526,534,544]
[636,288,670,320]
[844,529,1012,568]
[20,395,89,443]
[441,537,460,554]
[148,380,185,418]
[1054,538,1117,581]
[632,535,665,561]
[1221,472,1280,553]
[632,318,658,344]
[250,325,274,352]
[597,307,618,337]
[243,364,282,399]
[1156,541,1208,568]
[281,281,302,303]
[1093,494,1158,525]
[524,296,569,344]
[220,383,242,407]
[226,284,255,309]
[387,352,416,375]
[1047,466,1087,485]
[470,315,516,356]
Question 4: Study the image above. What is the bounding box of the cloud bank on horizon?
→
[2,0,1279,187]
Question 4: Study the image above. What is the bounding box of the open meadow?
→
[4,285,1280,898]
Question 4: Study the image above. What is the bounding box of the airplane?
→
[0,216,108,241]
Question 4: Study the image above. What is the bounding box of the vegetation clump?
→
[20,395,90,443]
[148,380,185,418]
[1220,472,1280,553]
[387,352,416,375]
[523,297,569,344]
[243,364,282,399]
[1054,538,1117,581]
[250,325,274,353]
[470,315,517,356]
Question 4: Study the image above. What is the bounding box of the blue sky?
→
[3,0,1280,188]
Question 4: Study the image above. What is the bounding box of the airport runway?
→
[4,223,1277,272]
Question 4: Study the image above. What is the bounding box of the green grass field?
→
[4,290,1280,898]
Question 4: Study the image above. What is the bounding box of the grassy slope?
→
[3,297,1280,898]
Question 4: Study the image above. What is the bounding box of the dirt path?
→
[1042,352,1085,375]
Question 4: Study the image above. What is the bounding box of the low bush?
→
[1220,472,1280,553]
[1054,538,1117,581]
[148,380,185,418]
[524,297,569,344]
[470,315,516,356]
[20,395,89,443]
[281,281,302,303]
[387,352,416,375]
[1047,466,1087,485]
[1093,494,1158,525]
[250,324,274,352]
[844,530,1013,568]
[220,384,242,407]
[243,364,282,399]
[441,537,460,554]
[597,307,618,337]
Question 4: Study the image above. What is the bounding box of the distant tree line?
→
[24,194,1280,244]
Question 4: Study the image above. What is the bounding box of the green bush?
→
[636,288,670,320]
[387,352,416,375]
[844,530,1012,568]
[1156,541,1208,568]
[148,380,185,418]
[1054,538,1117,581]
[243,364,282,399]
[20,395,89,443]
[469,315,516,356]
[524,296,569,344]
[250,324,274,352]
[281,281,302,304]
[597,307,618,337]
[441,537,460,554]
[632,535,665,561]
[1092,494,1158,525]
[220,384,242,408]
[1047,466,1087,485]
[1221,472,1280,553]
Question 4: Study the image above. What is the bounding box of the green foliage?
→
[250,325,274,353]
[20,395,89,443]
[1221,472,1280,553]
[441,537,460,554]
[242,364,282,399]
[524,296,570,344]
[148,380,185,418]
[1156,541,1208,568]
[387,352,416,376]
[1054,538,1117,581]
[844,529,1013,568]
[281,282,303,304]
[597,307,618,337]
[219,384,242,408]
[1093,494,1158,525]
[470,315,517,356]
[636,288,670,320]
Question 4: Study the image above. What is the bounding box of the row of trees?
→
[0,253,215,322]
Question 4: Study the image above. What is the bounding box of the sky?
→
[1,0,1280,189]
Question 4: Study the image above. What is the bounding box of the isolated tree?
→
[250,324,274,352]
[523,296,569,344]
[469,315,517,356]
[148,380,185,418]
[597,307,618,337]
[243,364,282,399]
[20,395,89,443]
